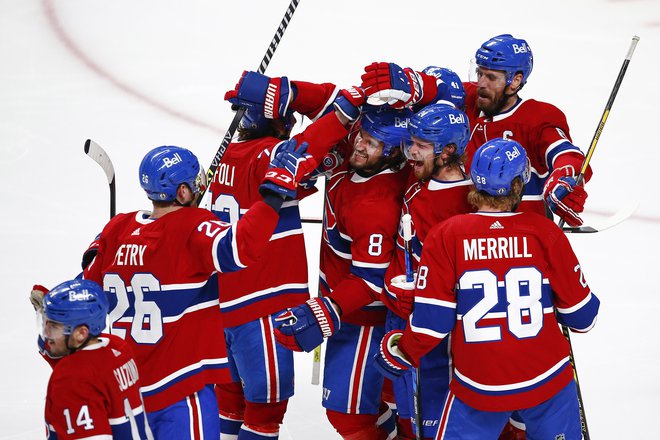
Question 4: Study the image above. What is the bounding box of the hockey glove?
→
[225,71,293,119]
[543,166,588,227]
[332,87,366,122]
[274,297,341,352]
[260,138,316,200]
[299,147,344,190]
[388,274,416,318]
[361,62,424,109]
[30,284,49,311]
[373,330,412,381]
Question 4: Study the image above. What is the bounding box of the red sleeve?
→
[290,80,339,120]
[292,111,351,166]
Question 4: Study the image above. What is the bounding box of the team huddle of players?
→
[33,34,600,440]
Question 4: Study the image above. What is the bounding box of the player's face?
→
[475,67,508,115]
[405,136,436,180]
[350,130,385,172]
[43,319,70,357]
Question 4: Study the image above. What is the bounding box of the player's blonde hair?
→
[468,177,524,212]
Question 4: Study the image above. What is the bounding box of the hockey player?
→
[360,34,592,227]
[274,107,411,440]
[83,141,313,439]
[375,138,600,439]
[383,102,472,439]
[39,279,151,439]
[209,70,359,440]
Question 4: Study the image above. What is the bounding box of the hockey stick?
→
[84,139,116,218]
[559,35,639,230]
[198,0,301,204]
[562,200,639,233]
[311,188,329,386]
[402,214,423,440]
[559,37,638,439]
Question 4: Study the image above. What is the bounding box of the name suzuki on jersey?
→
[113,244,146,266]
[463,236,532,261]
[113,358,140,392]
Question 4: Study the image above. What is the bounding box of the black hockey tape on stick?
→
[198,0,301,205]
[84,139,116,218]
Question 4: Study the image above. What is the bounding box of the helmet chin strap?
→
[64,332,94,354]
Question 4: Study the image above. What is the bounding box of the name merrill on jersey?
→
[114,358,140,391]
[113,244,146,266]
[463,236,532,261]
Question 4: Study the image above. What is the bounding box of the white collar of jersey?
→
[80,337,110,351]
[135,210,156,224]
[350,167,399,183]
[479,97,527,122]
[427,178,472,191]
[472,211,522,217]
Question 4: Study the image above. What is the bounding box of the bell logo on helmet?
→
[69,290,93,302]
[506,146,521,161]
[162,152,182,168]
[512,43,529,54]
[448,113,465,125]
[394,117,409,128]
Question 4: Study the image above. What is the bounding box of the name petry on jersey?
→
[398,211,600,412]
[45,334,150,439]
[208,111,349,327]
[84,203,279,412]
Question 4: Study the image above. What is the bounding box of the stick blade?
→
[84,139,115,185]
[562,200,639,233]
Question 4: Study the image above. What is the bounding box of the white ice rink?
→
[1,0,659,438]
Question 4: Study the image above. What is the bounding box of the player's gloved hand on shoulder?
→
[332,87,366,122]
[299,147,344,190]
[30,284,49,311]
[543,165,588,227]
[388,274,416,318]
[274,297,340,352]
[361,62,424,109]
[373,330,412,381]
[260,138,316,200]
[224,71,293,119]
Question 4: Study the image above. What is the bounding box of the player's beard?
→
[477,87,514,118]
[349,148,383,175]
[411,155,436,181]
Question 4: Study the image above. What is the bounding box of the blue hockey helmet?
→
[360,107,413,156]
[407,103,470,156]
[475,34,533,86]
[239,107,270,132]
[470,138,531,196]
[139,145,202,202]
[43,279,108,336]
[422,66,466,110]
[239,107,296,135]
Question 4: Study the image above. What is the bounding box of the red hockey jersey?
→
[463,82,587,216]
[84,203,278,411]
[320,160,408,326]
[383,175,474,317]
[45,334,150,439]
[398,211,600,411]
[208,112,349,327]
